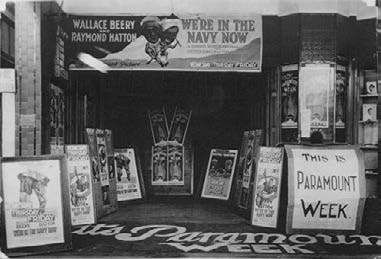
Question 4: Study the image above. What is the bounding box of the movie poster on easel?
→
[85,128,100,183]
[167,145,184,185]
[66,145,96,226]
[148,108,169,146]
[152,146,168,185]
[201,149,238,200]
[168,108,192,145]
[251,147,284,228]
[114,148,142,201]
[95,129,111,205]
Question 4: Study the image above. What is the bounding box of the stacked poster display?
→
[85,128,118,219]
[148,107,193,195]
[233,130,262,213]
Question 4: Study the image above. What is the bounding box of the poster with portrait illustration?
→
[281,65,298,128]
[105,129,116,180]
[114,148,142,201]
[168,108,192,145]
[66,145,96,226]
[0,157,69,250]
[148,108,169,146]
[251,147,284,228]
[167,145,184,185]
[65,15,262,71]
[50,84,65,155]
[201,149,238,200]
[95,129,110,205]
[85,128,100,183]
[152,146,168,185]
[336,65,346,128]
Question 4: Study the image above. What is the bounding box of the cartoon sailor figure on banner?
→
[141,16,180,67]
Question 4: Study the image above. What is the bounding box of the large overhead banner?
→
[64,15,262,71]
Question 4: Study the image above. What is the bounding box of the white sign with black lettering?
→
[285,145,365,233]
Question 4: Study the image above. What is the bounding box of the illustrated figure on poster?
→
[70,167,90,207]
[102,186,110,205]
[98,144,107,168]
[209,158,218,177]
[17,170,50,214]
[153,147,167,182]
[141,16,180,67]
[168,147,183,181]
[108,157,115,179]
[255,169,278,207]
[281,72,298,127]
[156,124,166,142]
[115,154,131,182]
[91,157,100,182]
[336,71,345,127]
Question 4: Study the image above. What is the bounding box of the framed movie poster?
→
[0,156,72,254]
[105,129,116,180]
[148,108,169,146]
[114,148,143,201]
[201,149,238,200]
[152,145,168,185]
[281,65,298,129]
[365,81,377,95]
[168,108,192,145]
[251,147,284,228]
[167,145,185,185]
[66,145,96,226]
[299,64,334,128]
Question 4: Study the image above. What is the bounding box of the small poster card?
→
[363,104,377,121]
[201,149,238,200]
[66,145,96,226]
[105,129,116,180]
[167,145,184,185]
[251,147,284,228]
[114,148,143,201]
[148,108,169,146]
[152,145,168,185]
[168,108,192,145]
[365,81,377,95]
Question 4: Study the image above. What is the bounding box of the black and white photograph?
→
[0,0,379,258]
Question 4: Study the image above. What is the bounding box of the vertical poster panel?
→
[50,84,65,155]
[114,148,142,201]
[285,145,365,233]
[168,108,192,145]
[2,160,65,248]
[167,145,184,185]
[95,129,111,206]
[148,108,169,146]
[85,128,100,183]
[239,130,262,209]
[281,65,298,129]
[251,147,284,228]
[201,149,238,200]
[152,146,168,185]
[105,129,116,180]
[66,145,96,226]
[335,65,346,128]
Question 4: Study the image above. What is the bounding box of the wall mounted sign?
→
[251,147,284,228]
[201,149,238,200]
[285,145,366,234]
[0,156,72,255]
[66,145,96,226]
[64,15,262,72]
